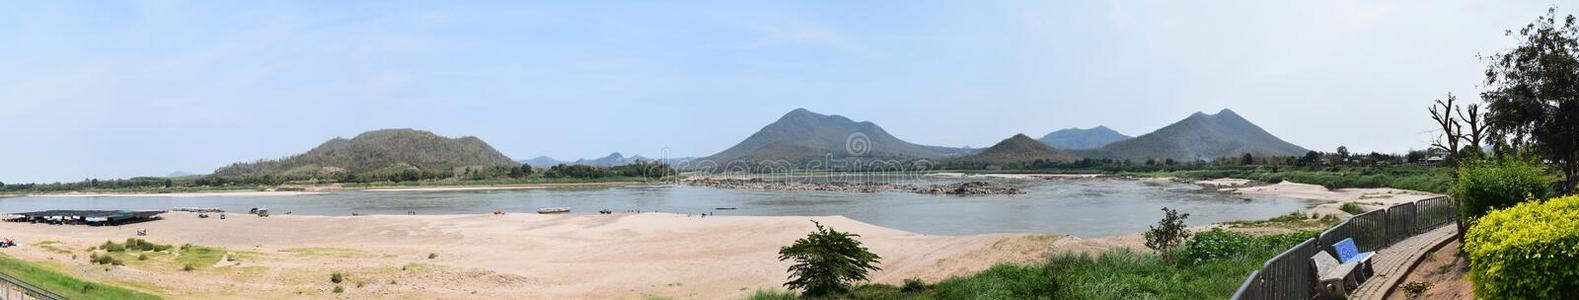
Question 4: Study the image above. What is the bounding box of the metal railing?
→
[1230,196,1456,300]
[0,271,63,300]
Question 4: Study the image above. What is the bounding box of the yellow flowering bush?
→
[1464,195,1579,298]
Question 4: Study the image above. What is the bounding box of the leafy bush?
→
[1176,229,1256,265]
[99,241,125,252]
[182,264,194,272]
[1144,207,1191,256]
[332,285,344,293]
[1340,203,1366,215]
[330,271,344,284]
[121,238,171,252]
[88,253,123,266]
[1453,159,1550,224]
[900,278,928,293]
[777,221,882,297]
[1464,195,1579,299]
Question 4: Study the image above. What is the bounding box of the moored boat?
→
[536,207,571,214]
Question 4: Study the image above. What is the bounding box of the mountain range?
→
[210,108,1308,177]
[1039,126,1131,150]
[1079,109,1308,161]
[213,129,517,178]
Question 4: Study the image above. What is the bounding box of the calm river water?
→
[0,179,1307,237]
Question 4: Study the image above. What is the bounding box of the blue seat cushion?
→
[1334,238,1374,264]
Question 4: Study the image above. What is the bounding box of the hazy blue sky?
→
[2,1,1575,183]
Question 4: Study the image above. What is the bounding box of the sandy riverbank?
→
[1225,182,1441,217]
[28,191,329,198]
[0,213,1070,299]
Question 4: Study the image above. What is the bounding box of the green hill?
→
[1083,109,1308,161]
[213,129,517,179]
[949,134,1080,168]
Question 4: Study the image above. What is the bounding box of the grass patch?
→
[173,245,226,270]
[33,241,75,255]
[279,247,368,258]
[742,289,797,300]
[0,254,161,300]
[1222,212,1342,230]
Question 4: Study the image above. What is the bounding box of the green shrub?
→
[88,253,122,266]
[182,264,194,272]
[1339,203,1366,215]
[900,278,928,293]
[332,285,344,293]
[1143,207,1190,257]
[1454,159,1550,224]
[777,221,881,297]
[99,241,125,252]
[1464,195,1579,298]
[330,271,344,284]
[427,253,438,259]
[136,254,147,261]
[1176,228,1256,265]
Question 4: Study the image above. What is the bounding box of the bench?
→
[1310,251,1361,298]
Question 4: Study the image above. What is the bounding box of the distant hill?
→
[1085,109,1308,161]
[214,129,517,178]
[702,109,960,165]
[950,134,1080,167]
[519,156,567,167]
[1039,126,1130,150]
[165,171,199,178]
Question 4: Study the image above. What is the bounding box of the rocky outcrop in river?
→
[685,178,1024,195]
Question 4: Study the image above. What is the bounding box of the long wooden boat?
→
[536,207,571,214]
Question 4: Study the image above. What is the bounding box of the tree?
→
[778,221,882,297]
[507,163,534,178]
[1482,7,1579,194]
[1241,153,1255,166]
[1143,207,1191,258]
[1302,151,1322,166]
[1430,93,1466,173]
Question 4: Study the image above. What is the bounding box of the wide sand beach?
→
[0,212,1066,299]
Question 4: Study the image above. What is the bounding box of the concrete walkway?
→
[1349,225,1458,300]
